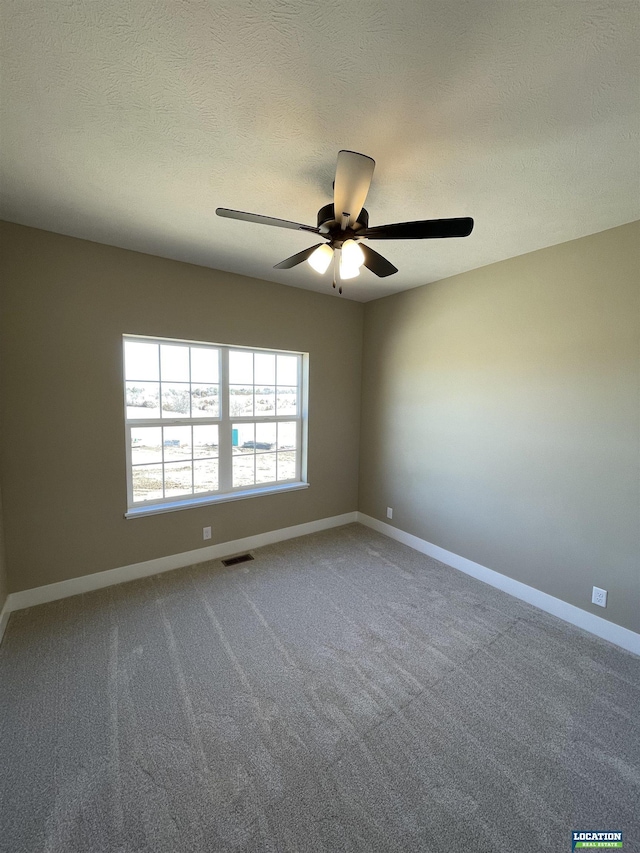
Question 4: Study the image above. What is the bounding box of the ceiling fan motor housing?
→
[317,203,369,233]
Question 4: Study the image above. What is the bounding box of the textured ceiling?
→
[1,1,638,301]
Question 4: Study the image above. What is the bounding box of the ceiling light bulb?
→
[308,244,333,274]
[339,254,360,280]
[341,239,365,269]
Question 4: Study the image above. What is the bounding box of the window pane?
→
[164,462,193,496]
[233,422,255,452]
[161,383,190,417]
[163,426,192,460]
[233,455,255,488]
[229,350,253,384]
[254,353,275,385]
[277,452,296,481]
[256,453,276,484]
[131,427,162,464]
[230,385,253,416]
[255,423,276,450]
[191,385,219,418]
[126,382,160,419]
[277,355,298,386]
[193,425,218,458]
[132,464,163,502]
[277,421,297,450]
[276,387,297,415]
[191,347,218,383]
[255,386,275,414]
[194,459,218,493]
[125,341,159,381]
[161,345,190,382]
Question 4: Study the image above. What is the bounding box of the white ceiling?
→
[1,1,638,302]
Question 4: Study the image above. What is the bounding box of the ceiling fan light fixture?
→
[307,243,333,274]
[341,239,365,269]
[339,253,360,280]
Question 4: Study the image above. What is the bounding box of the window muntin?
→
[124,336,306,512]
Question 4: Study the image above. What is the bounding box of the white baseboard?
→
[3,510,637,658]
[357,513,640,657]
[1,512,358,630]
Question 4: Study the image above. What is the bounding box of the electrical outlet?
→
[591,586,607,608]
[386,507,393,519]
[203,526,212,541]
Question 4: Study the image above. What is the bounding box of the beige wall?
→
[0,222,363,593]
[0,337,7,612]
[0,486,7,612]
[360,222,639,633]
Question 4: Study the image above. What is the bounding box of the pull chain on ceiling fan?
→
[216,150,474,294]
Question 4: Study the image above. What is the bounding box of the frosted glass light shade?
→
[308,244,333,274]
[341,239,365,269]
[339,255,360,280]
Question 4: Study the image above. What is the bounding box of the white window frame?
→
[123,335,309,518]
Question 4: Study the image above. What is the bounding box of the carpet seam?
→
[316,614,526,777]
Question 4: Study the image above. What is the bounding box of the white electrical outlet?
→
[203,526,212,541]
[386,507,393,519]
[591,586,607,608]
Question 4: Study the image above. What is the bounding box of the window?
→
[123,336,308,517]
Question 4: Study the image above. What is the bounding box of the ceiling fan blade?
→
[273,243,325,270]
[360,244,398,278]
[360,217,474,240]
[333,151,375,228]
[216,208,319,233]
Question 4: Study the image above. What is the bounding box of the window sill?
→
[125,482,310,519]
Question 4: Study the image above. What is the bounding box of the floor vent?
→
[221,553,254,567]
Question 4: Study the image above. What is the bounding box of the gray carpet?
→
[1,523,638,853]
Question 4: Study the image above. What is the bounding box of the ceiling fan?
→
[216,150,473,294]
